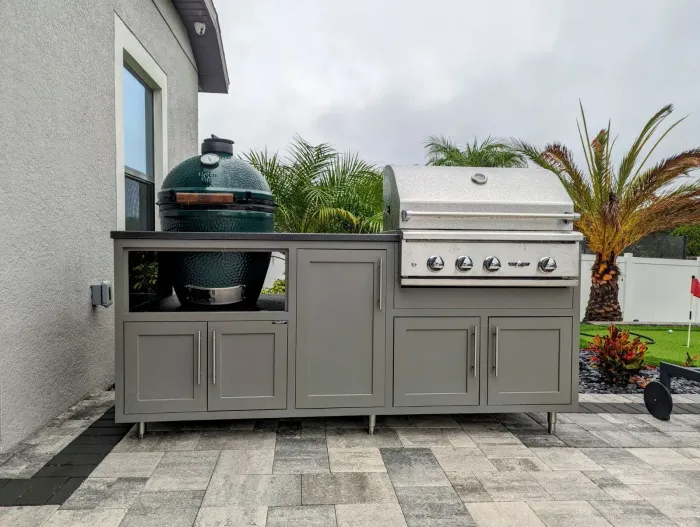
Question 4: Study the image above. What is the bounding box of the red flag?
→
[692,277,700,298]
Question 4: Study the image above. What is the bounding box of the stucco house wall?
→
[0,0,203,452]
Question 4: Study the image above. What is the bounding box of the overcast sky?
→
[199,0,699,168]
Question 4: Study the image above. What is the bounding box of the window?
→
[123,65,155,231]
[115,13,168,231]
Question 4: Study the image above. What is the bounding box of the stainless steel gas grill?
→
[383,165,584,287]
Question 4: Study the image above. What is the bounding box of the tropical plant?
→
[585,324,648,385]
[513,104,700,321]
[425,135,527,168]
[244,136,383,233]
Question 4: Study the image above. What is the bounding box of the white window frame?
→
[114,13,168,231]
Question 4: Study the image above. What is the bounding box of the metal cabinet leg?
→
[368,415,376,436]
[138,422,146,439]
[547,412,557,435]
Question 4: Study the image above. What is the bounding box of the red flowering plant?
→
[585,324,648,385]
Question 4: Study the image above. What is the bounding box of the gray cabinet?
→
[124,322,207,414]
[394,317,480,407]
[487,317,572,406]
[296,249,386,408]
[208,321,288,411]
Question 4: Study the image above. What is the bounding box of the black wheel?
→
[644,381,673,421]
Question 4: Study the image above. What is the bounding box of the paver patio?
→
[1,390,700,526]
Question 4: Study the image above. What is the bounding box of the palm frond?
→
[576,101,595,181]
[620,149,700,216]
[517,103,700,259]
[425,135,526,168]
[246,137,383,234]
[617,104,674,192]
[630,115,689,183]
[542,143,594,211]
[510,139,591,212]
[590,124,613,193]
[358,210,384,234]
[310,207,359,232]
[424,135,464,166]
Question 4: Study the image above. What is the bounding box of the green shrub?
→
[261,278,286,295]
[673,224,700,257]
[130,252,158,292]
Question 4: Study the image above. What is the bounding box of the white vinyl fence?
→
[263,252,700,323]
[263,252,286,289]
[580,253,700,323]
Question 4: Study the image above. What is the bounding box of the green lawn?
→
[580,324,700,367]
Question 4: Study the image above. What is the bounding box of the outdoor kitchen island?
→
[111,230,581,437]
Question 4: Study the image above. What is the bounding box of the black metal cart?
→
[644,362,700,420]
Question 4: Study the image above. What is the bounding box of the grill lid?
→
[383,165,577,231]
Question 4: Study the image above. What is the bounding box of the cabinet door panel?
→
[487,317,572,406]
[296,249,386,408]
[394,317,480,407]
[124,322,207,414]
[208,321,287,411]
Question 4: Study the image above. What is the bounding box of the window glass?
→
[123,65,154,178]
[125,177,154,231]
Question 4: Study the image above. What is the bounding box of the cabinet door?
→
[296,249,386,408]
[208,321,287,411]
[124,322,207,414]
[394,317,480,407]
[487,317,572,406]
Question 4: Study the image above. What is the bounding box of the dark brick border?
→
[0,406,130,506]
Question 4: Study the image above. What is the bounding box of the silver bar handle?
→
[493,326,499,377]
[378,257,384,311]
[212,331,216,385]
[473,326,479,377]
[197,331,201,385]
[401,210,580,222]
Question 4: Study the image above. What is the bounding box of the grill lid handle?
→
[202,135,235,155]
[400,210,580,223]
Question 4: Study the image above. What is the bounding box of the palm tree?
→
[513,104,700,321]
[244,136,383,233]
[425,135,527,167]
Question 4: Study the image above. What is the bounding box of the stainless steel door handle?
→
[473,326,479,377]
[493,326,499,377]
[197,331,201,385]
[212,331,216,385]
[378,257,384,311]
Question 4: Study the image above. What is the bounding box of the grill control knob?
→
[427,255,445,271]
[484,256,501,272]
[539,256,557,273]
[456,256,473,272]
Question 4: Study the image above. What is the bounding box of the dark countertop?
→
[111,231,400,242]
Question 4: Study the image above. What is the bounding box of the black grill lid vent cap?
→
[202,134,234,155]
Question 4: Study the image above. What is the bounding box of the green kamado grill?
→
[158,136,275,308]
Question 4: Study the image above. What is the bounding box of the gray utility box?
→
[111,232,580,425]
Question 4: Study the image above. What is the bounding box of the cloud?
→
[200,0,700,168]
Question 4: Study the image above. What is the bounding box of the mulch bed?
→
[580,350,700,394]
